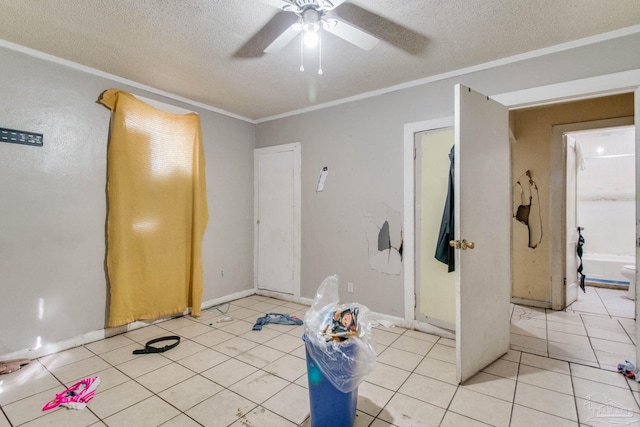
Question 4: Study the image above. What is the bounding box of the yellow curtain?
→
[99,89,208,327]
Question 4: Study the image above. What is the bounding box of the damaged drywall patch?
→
[365,206,403,275]
[378,221,391,251]
[513,170,542,248]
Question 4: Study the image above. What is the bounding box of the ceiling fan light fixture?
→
[263,0,380,73]
[299,22,322,74]
[302,21,320,32]
[301,8,321,32]
[303,30,319,48]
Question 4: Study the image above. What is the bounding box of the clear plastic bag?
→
[304,275,377,393]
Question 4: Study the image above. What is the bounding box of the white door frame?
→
[414,127,457,331]
[564,133,580,310]
[404,117,454,331]
[253,142,301,301]
[635,88,640,355]
[404,69,640,325]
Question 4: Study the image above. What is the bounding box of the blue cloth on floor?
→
[252,313,303,330]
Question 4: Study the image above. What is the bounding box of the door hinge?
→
[413,147,417,159]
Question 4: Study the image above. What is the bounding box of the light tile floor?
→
[1,288,638,426]
[510,286,636,371]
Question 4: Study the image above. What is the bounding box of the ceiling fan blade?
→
[264,24,302,53]
[332,3,428,55]
[233,12,299,58]
[323,0,346,9]
[324,18,378,50]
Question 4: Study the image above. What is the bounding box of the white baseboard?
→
[0,288,257,361]
[368,312,456,339]
[255,289,302,303]
[295,299,456,340]
[2,289,458,361]
[511,297,552,309]
[299,297,314,306]
[0,319,163,361]
[411,319,456,339]
[200,289,256,310]
[369,312,406,328]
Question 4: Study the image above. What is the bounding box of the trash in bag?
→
[322,307,359,341]
[304,274,377,393]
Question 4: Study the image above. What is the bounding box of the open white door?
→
[565,136,580,307]
[455,84,511,383]
[254,143,301,298]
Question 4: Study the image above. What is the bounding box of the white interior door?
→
[455,84,511,383]
[565,136,580,307]
[254,143,301,297]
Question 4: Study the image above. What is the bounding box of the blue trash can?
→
[303,334,358,427]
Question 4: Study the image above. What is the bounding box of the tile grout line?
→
[615,316,637,350]
[594,287,615,319]
[544,306,549,358]
[0,406,14,427]
[578,311,602,370]
[507,350,523,427]
[567,362,582,426]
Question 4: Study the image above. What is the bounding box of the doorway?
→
[404,85,512,383]
[253,143,301,300]
[414,128,456,331]
[570,125,636,288]
[550,117,635,310]
[404,75,640,378]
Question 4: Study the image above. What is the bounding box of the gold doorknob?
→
[450,239,475,249]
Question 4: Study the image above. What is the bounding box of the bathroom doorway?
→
[551,117,635,309]
[569,125,636,288]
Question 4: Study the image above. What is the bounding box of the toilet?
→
[621,265,636,300]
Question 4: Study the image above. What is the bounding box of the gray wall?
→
[2,30,639,356]
[0,46,255,356]
[256,32,640,317]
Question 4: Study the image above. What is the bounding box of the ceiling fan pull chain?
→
[299,32,305,72]
[318,30,323,75]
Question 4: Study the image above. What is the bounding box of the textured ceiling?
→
[1,0,640,120]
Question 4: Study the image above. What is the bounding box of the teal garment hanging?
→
[435,145,455,272]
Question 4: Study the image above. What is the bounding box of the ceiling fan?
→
[262,0,379,55]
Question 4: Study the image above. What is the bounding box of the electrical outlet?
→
[347,281,354,293]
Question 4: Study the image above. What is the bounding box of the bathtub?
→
[582,253,635,284]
